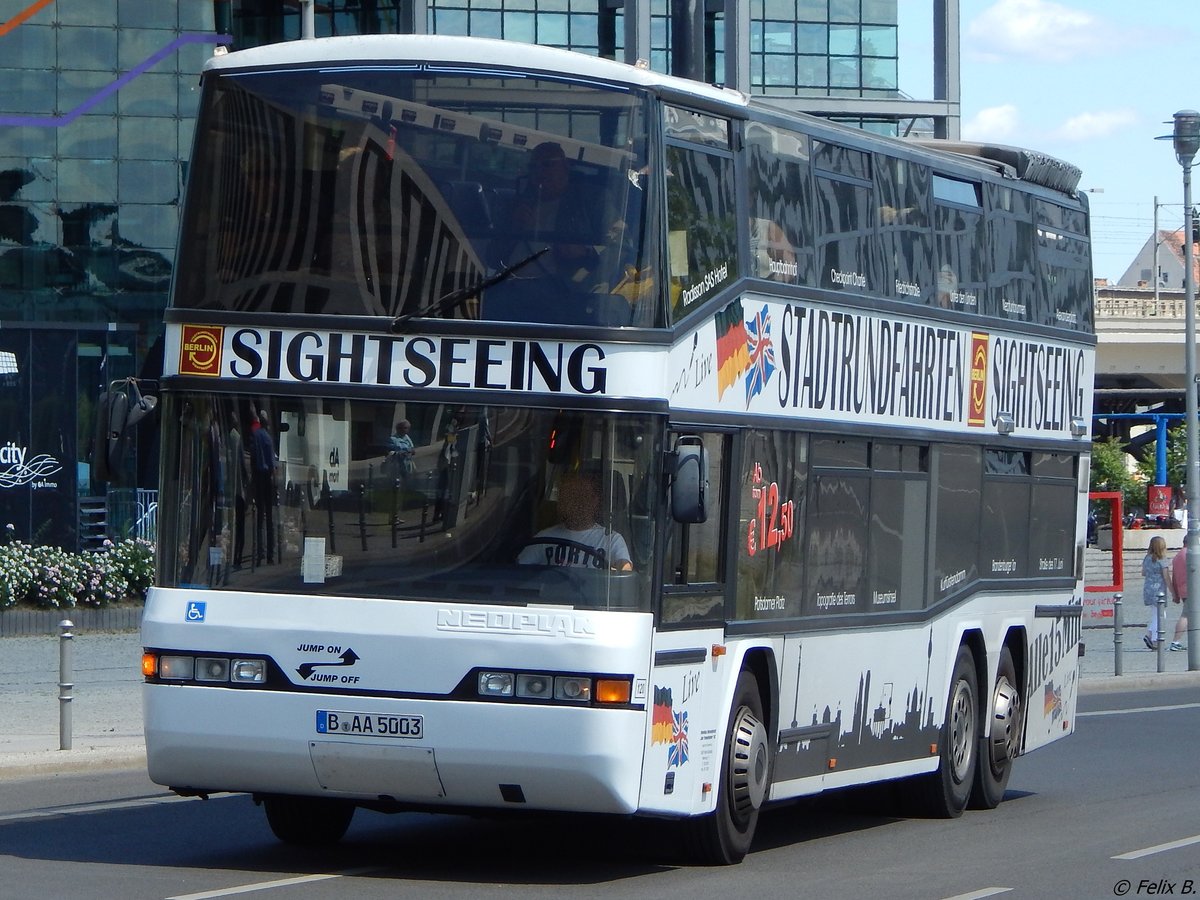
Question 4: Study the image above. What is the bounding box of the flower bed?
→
[0,537,154,610]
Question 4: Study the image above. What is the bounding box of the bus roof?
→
[203,34,749,109]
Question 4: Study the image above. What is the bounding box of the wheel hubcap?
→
[988,675,1022,769]
[948,679,975,783]
[729,707,770,822]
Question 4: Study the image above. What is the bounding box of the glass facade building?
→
[0,0,956,550]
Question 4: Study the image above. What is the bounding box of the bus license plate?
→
[316,710,423,739]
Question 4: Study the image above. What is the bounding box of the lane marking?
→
[167,868,385,899]
[1078,702,1200,718]
[940,889,1013,900]
[0,793,192,824]
[1114,833,1200,860]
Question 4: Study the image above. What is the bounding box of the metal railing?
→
[134,488,157,542]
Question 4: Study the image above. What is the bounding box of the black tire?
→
[969,645,1022,810]
[263,795,355,846]
[683,670,772,865]
[905,644,978,818]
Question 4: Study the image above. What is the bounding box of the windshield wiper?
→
[389,247,549,333]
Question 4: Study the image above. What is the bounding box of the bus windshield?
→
[157,394,660,612]
[174,66,659,327]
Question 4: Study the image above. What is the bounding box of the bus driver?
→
[518,468,633,571]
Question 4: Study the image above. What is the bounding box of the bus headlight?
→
[144,651,269,686]
[195,657,230,682]
[553,676,592,703]
[158,655,195,680]
[515,674,553,699]
[230,659,266,683]
[478,671,514,697]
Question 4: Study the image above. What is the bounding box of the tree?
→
[1090,436,1144,517]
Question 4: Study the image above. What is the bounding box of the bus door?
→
[640,432,731,816]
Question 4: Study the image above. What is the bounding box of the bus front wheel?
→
[262,795,355,846]
[905,644,978,818]
[970,645,1022,809]
[683,670,771,865]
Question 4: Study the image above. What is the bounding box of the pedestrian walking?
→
[1142,535,1173,649]
[1169,545,1189,651]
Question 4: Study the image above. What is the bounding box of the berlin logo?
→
[180,325,223,377]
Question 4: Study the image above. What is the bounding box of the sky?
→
[913,0,1200,284]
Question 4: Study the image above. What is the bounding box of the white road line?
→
[1077,702,1200,718]
[1113,834,1200,860]
[167,868,384,899]
[939,888,1013,900]
[0,793,191,823]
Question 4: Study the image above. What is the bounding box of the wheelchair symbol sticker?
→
[186,601,207,623]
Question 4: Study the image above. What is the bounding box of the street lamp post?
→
[1163,110,1200,670]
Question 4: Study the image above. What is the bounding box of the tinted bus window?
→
[982,449,1031,578]
[1036,200,1093,332]
[666,142,737,321]
[805,469,869,615]
[986,183,1037,324]
[804,436,869,614]
[735,430,807,620]
[813,142,875,295]
[933,177,984,314]
[933,444,981,603]
[745,123,815,286]
[876,155,932,304]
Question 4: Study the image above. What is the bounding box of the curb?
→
[0,605,143,637]
[1079,669,1200,695]
[0,744,146,781]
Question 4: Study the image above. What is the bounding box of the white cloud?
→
[962,104,1021,142]
[966,0,1109,63]
[1048,109,1139,141]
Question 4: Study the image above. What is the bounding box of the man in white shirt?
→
[518,469,633,571]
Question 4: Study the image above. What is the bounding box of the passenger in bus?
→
[498,141,600,282]
[517,469,633,571]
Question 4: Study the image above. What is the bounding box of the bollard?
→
[1158,592,1168,673]
[58,619,73,751]
[1113,594,1123,676]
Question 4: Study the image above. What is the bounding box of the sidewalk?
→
[1,625,1198,781]
[0,630,146,779]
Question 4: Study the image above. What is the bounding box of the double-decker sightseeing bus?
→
[142,34,1093,865]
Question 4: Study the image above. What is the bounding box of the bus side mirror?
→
[671,436,708,524]
[93,379,157,486]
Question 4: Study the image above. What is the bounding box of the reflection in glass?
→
[157,393,660,612]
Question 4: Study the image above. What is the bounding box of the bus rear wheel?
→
[970,645,1022,809]
[905,644,978,818]
[262,795,355,846]
[683,670,771,865]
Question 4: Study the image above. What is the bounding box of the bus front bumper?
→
[144,683,647,814]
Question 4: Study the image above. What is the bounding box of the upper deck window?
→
[174,68,659,327]
[665,107,737,322]
[812,141,874,294]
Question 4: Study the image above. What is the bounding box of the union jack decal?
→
[744,303,776,405]
[668,708,689,767]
